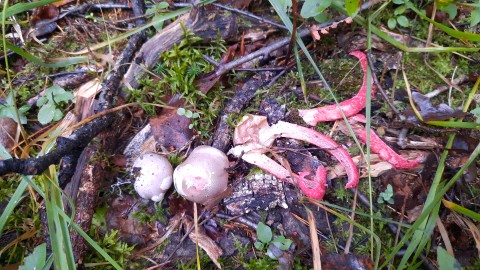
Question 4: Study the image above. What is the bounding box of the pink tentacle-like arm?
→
[270,121,359,189]
[298,51,376,126]
[239,151,327,200]
[347,114,422,169]
[297,167,327,200]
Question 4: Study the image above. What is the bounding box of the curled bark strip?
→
[347,114,423,169]
[298,51,376,126]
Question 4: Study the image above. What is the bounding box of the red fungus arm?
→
[241,152,327,199]
[347,114,422,169]
[297,166,327,200]
[298,51,376,126]
[270,121,359,188]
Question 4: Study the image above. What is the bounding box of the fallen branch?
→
[0,1,147,179]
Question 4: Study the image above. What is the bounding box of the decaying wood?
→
[211,72,272,152]
[0,6,147,178]
[70,146,103,263]
[124,6,238,89]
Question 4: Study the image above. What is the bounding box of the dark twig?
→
[0,1,147,179]
[211,3,288,30]
[353,188,437,270]
[366,51,400,115]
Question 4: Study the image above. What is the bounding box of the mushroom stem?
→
[345,114,422,169]
[298,51,376,126]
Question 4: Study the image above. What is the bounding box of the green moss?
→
[132,29,226,139]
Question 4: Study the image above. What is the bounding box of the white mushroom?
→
[132,152,173,202]
[173,146,229,204]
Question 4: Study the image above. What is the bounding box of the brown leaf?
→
[322,253,374,270]
[0,118,17,157]
[185,219,223,269]
[150,109,193,151]
[410,91,466,121]
[30,4,59,24]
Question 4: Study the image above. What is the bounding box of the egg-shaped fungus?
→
[132,152,173,202]
[173,146,229,204]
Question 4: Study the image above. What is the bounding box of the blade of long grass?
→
[385,52,480,270]
[382,139,480,268]
[442,199,480,222]
[425,121,479,129]
[50,166,76,269]
[6,42,89,67]
[305,207,322,270]
[0,177,28,234]
[55,208,123,270]
[306,198,381,268]
[294,44,307,103]
[331,3,480,53]
[0,0,58,18]
[409,4,480,42]
[269,1,379,263]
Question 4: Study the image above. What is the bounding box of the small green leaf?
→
[19,243,46,270]
[437,247,462,270]
[254,241,265,250]
[345,0,360,17]
[442,4,457,20]
[271,236,293,250]
[38,103,56,125]
[471,107,480,123]
[45,85,74,103]
[396,15,409,27]
[388,17,397,29]
[256,222,273,243]
[53,109,63,122]
[184,110,193,118]
[37,97,47,107]
[394,5,408,15]
[392,0,405,4]
[386,184,393,194]
[300,0,332,18]
[192,112,200,119]
[277,0,292,11]
[177,108,186,116]
[471,8,480,27]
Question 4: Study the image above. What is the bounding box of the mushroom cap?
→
[173,146,229,204]
[132,152,173,202]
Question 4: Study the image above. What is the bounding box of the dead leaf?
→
[321,253,374,270]
[409,91,466,121]
[150,102,193,150]
[407,204,424,223]
[0,118,17,157]
[185,219,223,269]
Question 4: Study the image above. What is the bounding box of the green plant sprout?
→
[388,0,413,29]
[471,106,480,124]
[254,221,292,259]
[378,184,394,205]
[36,85,74,125]
[0,91,30,124]
[177,107,200,129]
